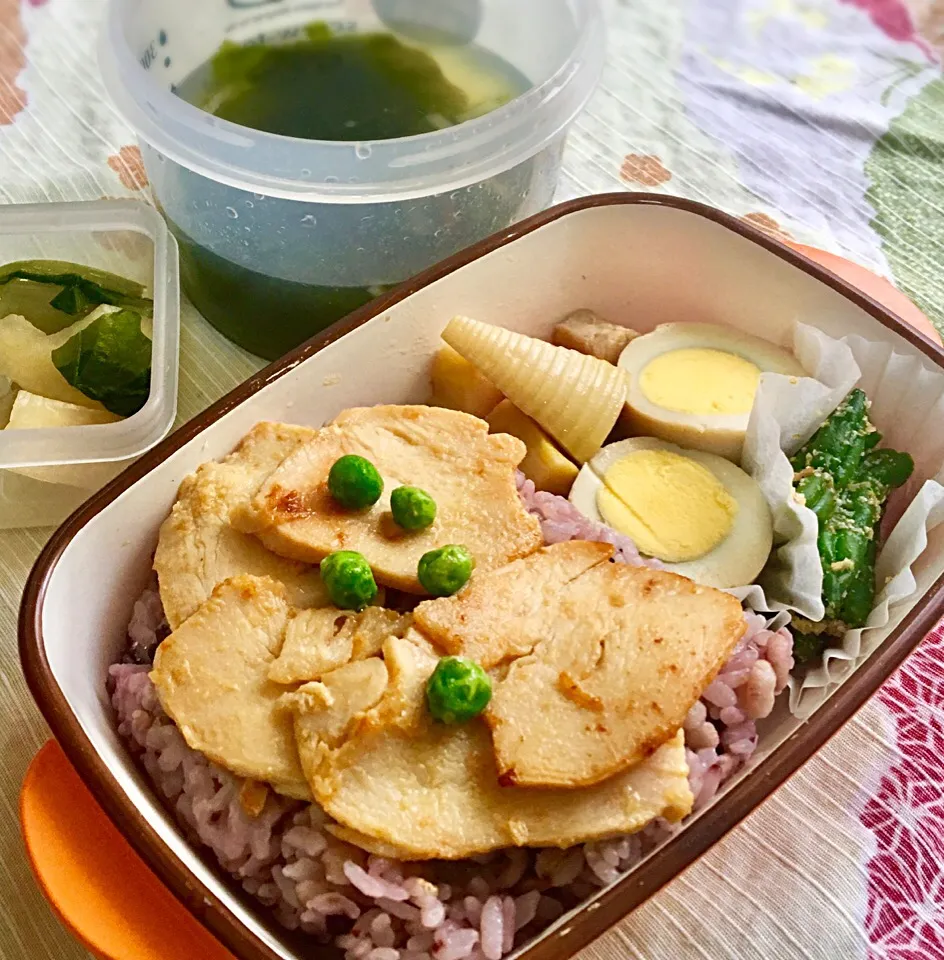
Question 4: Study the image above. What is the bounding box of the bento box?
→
[19,194,944,960]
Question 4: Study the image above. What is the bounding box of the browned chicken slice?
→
[150,576,311,800]
[154,421,328,630]
[285,657,390,750]
[283,633,692,860]
[413,541,614,668]
[552,310,640,365]
[486,561,746,788]
[234,405,543,593]
[268,606,411,685]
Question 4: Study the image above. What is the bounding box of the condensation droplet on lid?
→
[253,193,265,201]
[225,207,238,219]
[360,215,374,225]
[325,175,340,183]
[301,215,317,227]
[433,229,443,238]
[355,143,372,159]
[356,246,365,253]
[301,168,312,177]
[244,200,254,208]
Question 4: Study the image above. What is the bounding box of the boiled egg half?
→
[569,437,773,588]
[618,323,806,462]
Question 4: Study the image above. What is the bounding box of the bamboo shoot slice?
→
[442,317,627,464]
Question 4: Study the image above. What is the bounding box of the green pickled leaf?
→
[0,260,152,323]
[49,283,93,316]
[51,309,152,417]
[0,260,146,298]
[865,77,944,338]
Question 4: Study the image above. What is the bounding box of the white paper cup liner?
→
[736,324,944,718]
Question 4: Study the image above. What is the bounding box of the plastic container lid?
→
[0,200,180,473]
[99,0,605,203]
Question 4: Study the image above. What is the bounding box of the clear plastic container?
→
[0,200,180,529]
[99,0,604,360]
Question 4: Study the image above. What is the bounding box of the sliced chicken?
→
[150,576,310,800]
[234,405,543,593]
[154,421,328,630]
[268,606,410,686]
[413,541,614,668]
[486,560,746,788]
[283,632,693,860]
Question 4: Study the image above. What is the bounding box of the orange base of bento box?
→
[21,740,236,960]
[17,247,941,960]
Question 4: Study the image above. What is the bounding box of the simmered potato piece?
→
[429,344,502,418]
[486,399,578,497]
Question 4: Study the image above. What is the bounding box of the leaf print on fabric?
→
[865,77,944,337]
[0,0,28,124]
[619,154,672,186]
[107,146,149,191]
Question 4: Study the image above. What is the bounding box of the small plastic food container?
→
[98,0,604,359]
[0,200,179,529]
[19,195,944,960]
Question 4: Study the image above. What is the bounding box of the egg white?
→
[617,322,806,463]
[569,437,774,589]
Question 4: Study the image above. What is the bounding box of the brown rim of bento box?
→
[19,192,944,960]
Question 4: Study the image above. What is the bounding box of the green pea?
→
[320,550,378,611]
[328,455,383,510]
[417,544,474,597]
[390,485,437,531]
[426,656,492,724]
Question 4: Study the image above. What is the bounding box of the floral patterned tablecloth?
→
[0,1,943,958]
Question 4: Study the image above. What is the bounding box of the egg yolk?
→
[597,449,738,562]
[639,348,762,416]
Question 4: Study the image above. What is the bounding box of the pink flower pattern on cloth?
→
[864,623,944,957]
[840,0,926,46]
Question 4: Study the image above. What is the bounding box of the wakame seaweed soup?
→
[184,24,488,140]
[171,24,529,360]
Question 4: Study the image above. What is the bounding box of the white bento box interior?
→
[40,201,944,958]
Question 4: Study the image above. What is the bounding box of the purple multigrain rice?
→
[109,488,793,959]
